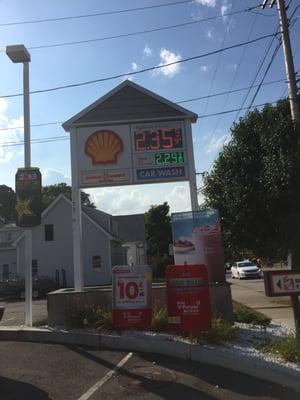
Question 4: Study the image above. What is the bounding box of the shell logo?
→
[84,130,123,165]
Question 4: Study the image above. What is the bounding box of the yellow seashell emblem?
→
[85,130,123,165]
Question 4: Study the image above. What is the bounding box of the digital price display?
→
[155,151,184,166]
[134,127,183,152]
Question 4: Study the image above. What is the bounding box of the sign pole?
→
[185,121,198,211]
[23,60,32,327]
[291,294,300,338]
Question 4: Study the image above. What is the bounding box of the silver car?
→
[231,260,261,279]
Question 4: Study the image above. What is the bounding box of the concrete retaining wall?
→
[47,282,233,326]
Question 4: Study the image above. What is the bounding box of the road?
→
[0,341,298,400]
[227,275,295,328]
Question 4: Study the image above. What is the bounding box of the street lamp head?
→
[6,44,31,63]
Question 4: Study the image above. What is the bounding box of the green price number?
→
[155,151,185,166]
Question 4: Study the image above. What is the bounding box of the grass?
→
[233,301,271,326]
[192,319,238,344]
[33,318,48,327]
[257,335,300,363]
[66,303,113,330]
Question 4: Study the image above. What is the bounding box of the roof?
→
[114,214,145,242]
[63,80,198,130]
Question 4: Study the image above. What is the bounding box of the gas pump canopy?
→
[63,80,198,189]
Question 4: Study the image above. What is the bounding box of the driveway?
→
[0,299,47,326]
[0,341,299,400]
[227,275,295,328]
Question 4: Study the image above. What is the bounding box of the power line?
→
[0,32,278,99]
[0,5,261,52]
[0,78,286,133]
[0,77,286,134]
[0,99,283,148]
[0,0,195,27]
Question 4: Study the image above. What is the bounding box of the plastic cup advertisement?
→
[112,265,152,329]
[171,210,225,282]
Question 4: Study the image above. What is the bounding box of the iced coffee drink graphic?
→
[193,222,225,282]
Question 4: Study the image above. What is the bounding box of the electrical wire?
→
[0,32,278,99]
[0,1,196,27]
[0,6,265,52]
[0,99,283,149]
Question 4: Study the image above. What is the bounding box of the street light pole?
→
[6,44,32,327]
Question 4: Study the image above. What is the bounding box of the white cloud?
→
[206,132,229,154]
[221,0,231,20]
[143,44,152,57]
[43,169,71,186]
[200,65,209,72]
[153,48,182,78]
[0,99,23,163]
[195,0,217,7]
[131,62,138,71]
[206,28,214,39]
[226,63,238,71]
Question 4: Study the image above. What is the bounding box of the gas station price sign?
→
[134,127,183,152]
[154,151,184,166]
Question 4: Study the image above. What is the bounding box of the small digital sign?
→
[134,127,183,152]
[155,151,184,166]
[15,167,42,227]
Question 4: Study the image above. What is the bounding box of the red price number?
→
[117,280,140,299]
[134,128,182,152]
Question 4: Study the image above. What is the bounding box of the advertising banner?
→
[112,265,152,329]
[15,168,42,228]
[171,210,225,282]
[166,264,211,334]
[264,270,300,296]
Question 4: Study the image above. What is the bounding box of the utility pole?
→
[262,0,300,336]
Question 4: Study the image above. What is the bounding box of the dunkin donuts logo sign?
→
[85,130,124,165]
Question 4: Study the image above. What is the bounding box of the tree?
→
[203,98,300,260]
[145,202,172,258]
[0,185,16,222]
[42,183,96,210]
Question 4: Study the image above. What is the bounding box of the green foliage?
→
[233,301,271,326]
[66,301,112,330]
[258,335,300,363]
[192,319,237,344]
[0,185,16,222]
[203,99,300,259]
[151,306,169,332]
[33,318,48,327]
[145,202,172,257]
[41,183,95,210]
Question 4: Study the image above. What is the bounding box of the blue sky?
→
[0,0,299,215]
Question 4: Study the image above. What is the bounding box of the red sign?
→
[112,265,152,329]
[166,264,211,334]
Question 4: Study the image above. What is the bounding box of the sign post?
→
[112,265,152,329]
[264,270,300,337]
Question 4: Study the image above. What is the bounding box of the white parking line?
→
[0,316,17,325]
[78,352,133,400]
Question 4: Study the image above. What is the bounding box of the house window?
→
[92,256,101,269]
[7,233,12,242]
[45,224,54,241]
[2,264,9,280]
[32,260,38,277]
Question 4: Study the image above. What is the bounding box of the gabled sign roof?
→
[63,80,198,130]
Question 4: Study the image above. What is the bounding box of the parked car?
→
[231,260,262,279]
[0,277,59,300]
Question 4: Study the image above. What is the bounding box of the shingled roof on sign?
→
[62,80,198,130]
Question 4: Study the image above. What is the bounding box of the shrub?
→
[233,301,271,326]
[151,306,168,332]
[258,335,300,363]
[192,319,238,344]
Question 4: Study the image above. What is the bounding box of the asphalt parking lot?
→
[0,299,47,326]
[0,341,299,400]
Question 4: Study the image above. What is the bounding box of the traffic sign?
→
[264,270,300,296]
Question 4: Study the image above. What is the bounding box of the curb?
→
[0,326,299,391]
